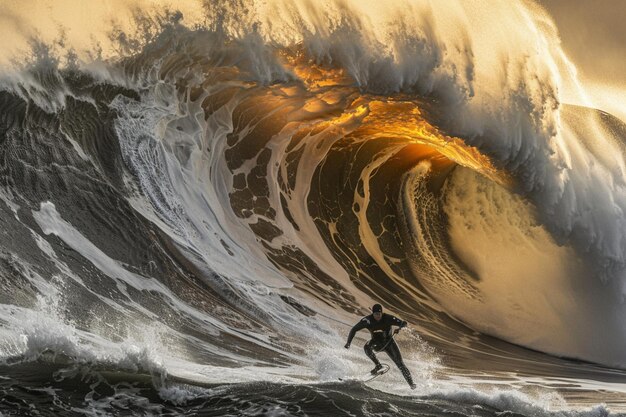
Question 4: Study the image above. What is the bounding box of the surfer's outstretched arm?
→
[390,315,408,329]
[344,318,369,348]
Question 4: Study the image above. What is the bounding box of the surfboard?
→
[361,364,390,382]
[339,364,390,383]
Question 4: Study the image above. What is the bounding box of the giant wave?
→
[0,1,625,415]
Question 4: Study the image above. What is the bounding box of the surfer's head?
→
[372,304,383,320]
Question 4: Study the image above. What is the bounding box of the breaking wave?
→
[0,0,625,415]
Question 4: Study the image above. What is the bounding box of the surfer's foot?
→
[370,364,383,375]
[409,383,416,390]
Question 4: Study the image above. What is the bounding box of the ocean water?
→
[0,1,625,415]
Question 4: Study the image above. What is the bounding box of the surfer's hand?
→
[344,343,350,349]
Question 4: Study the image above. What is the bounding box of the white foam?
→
[31,201,299,361]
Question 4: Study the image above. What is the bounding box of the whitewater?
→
[0,0,625,415]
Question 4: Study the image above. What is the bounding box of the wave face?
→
[0,1,625,415]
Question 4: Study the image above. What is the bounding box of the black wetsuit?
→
[346,313,414,386]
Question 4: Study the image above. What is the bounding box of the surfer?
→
[344,304,416,389]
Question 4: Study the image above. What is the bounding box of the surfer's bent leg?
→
[364,341,381,366]
[384,340,414,386]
